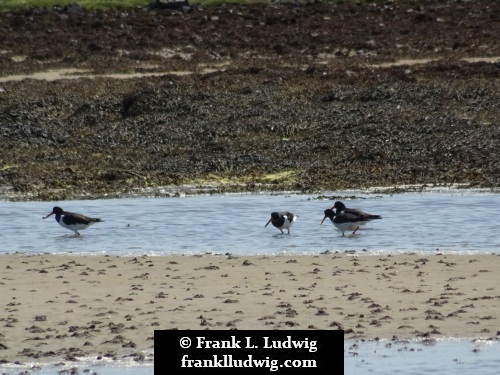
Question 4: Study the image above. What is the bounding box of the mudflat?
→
[1,253,499,364]
[1,1,500,200]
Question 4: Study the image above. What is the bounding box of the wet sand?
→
[1,253,499,364]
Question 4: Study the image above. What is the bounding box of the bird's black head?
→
[320,208,335,225]
[265,212,282,227]
[324,209,335,219]
[43,206,64,220]
[52,207,64,215]
[270,212,281,220]
[333,201,346,211]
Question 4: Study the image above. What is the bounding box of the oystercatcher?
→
[331,201,382,220]
[43,206,103,235]
[321,208,370,236]
[265,211,297,235]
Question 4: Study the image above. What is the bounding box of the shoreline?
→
[1,253,499,365]
[2,183,500,204]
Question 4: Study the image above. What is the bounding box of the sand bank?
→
[1,253,499,364]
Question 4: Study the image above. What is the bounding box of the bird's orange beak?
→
[265,218,272,227]
[320,215,327,225]
[43,211,54,220]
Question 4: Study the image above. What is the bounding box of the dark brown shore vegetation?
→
[1,0,500,201]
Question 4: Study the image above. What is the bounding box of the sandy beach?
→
[1,252,499,364]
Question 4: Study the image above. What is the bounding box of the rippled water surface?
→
[1,190,500,255]
[2,189,500,374]
[345,339,500,375]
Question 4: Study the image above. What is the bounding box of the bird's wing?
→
[283,212,296,222]
[62,212,95,225]
[338,211,369,223]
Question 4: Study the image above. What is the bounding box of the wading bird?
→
[265,211,297,235]
[43,206,103,235]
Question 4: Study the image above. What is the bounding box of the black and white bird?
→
[43,206,103,235]
[265,211,297,235]
[320,208,369,236]
[321,200,383,236]
[331,201,382,221]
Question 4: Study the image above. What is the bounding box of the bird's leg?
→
[352,226,360,235]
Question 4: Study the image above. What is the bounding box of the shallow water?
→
[1,340,498,375]
[1,189,500,256]
[0,361,153,375]
[345,339,500,375]
[1,189,500,374]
